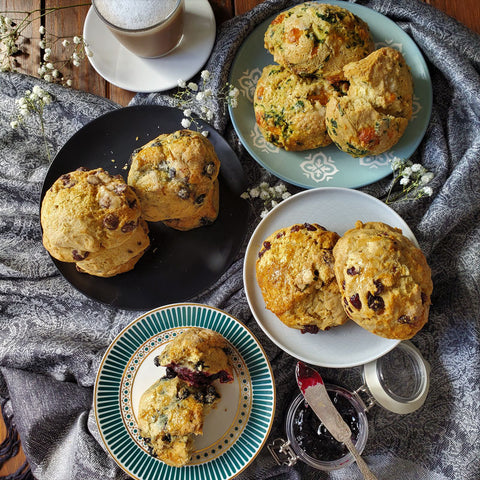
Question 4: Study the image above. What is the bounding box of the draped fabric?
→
[0,1,479,478]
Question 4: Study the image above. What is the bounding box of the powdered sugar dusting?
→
[94,0,179,30]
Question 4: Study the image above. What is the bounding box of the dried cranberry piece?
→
[195,194,206,205]
[263,241,271,250]
[301,325,319,334]
[103,213,119,230]
[275,231,285,239]
[373,279,384,295]
[290,224,302,232]
[304,223,317,231]
[421,292,428,304]
[347,266,360,276]
[349,293,362,310]
[367,292,385,311]
[341,280,345,291]
[121,221,137,233]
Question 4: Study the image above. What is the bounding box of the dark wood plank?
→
[424,0,480,34]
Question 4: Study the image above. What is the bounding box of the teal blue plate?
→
[228,0,432,189]
[94,304,276,480]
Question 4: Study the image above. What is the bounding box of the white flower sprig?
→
[385,158,434,204]
[1,4,90,85]
[175,70,240,135]
[241,182,292,219]
[38,32,92,86]
[10,85,53,161]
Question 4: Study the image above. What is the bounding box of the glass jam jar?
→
[268,341,430,471]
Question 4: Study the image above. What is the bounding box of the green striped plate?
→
[94,304,276,479]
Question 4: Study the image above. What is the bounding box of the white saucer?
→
[83,0,216,93]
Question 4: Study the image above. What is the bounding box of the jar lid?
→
[362,341,430,414]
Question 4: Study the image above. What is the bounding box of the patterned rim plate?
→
[229,0,433,189]
[243,187,419,368]
[94,304,276,480]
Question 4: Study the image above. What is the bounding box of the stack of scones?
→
[254,2,413,156]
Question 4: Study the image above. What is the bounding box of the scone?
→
[326,95,409,157]
[255,223,348,333]
[138,376,220,467]
[254,65,334,151]
[127,130,220,222]
[333,221,433,340]
[41,167,142,260]
[344,47,414,119]
[155,327,234,385]
[325,47,413,157]
[264,3,374,78]
[74,219,150,277]
[162,179,219,231]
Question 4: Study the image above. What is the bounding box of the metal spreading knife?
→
[295,361,378,480]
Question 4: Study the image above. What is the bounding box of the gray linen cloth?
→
[1,0,479,478]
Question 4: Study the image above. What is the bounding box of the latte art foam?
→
[94,0,179,30]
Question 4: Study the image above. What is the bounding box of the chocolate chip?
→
[72,250,89,261]
[347,266,360,275]
[121,221,137,233]
[104,214,120,230]
[127,198,137,209]
[195,194,206,205]
[421,292,428,304]
[177,186,190,199]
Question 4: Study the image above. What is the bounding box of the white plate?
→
[243,188,420,368]
[95,304,275,480]
[83,0,216,93]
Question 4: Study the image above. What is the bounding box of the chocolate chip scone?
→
[255,223,348,333]
[325,47,413,157]
[264,3,374,78]
[138,376,220,467]
[155,328,234,385]
[127,129,220,222]
[41,167,142,261]
[333,221,433,339]
[74,218,150,277]
[162,178,219,231]
[254,64,334,151]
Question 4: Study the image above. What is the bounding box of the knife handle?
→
[344,438,378,480]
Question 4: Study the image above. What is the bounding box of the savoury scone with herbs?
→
[162,178,219,231]
[264,2,374,78]
[333,221,433,340]
[74,218,150,277]
[127,130,220,222]
[155,328,234,385]
[256,223,348,333]
[254,64,335,151]
[41,167,142,263]
[326,47,413,157]
[138,376,220,467]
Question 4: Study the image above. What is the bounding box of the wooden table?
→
[0,0,479,477]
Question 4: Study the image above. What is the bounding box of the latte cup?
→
[92,0,185,58]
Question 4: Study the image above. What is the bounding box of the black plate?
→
[41,105,249,310]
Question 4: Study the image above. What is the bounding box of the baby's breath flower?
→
[11,86,53,161]
[62,39,70,47]
[181,118,191,129]
[201,130,209,137]
[241,181,292,219]
[386,157,435,204]
[73,35,81,44]
[39,25,45,35]
[173,69,240,132]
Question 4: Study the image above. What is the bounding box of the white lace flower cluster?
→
[386,157,434,204]
[241,182,292,218]
[175,70,240,136]
[10,85,53,160]
[38,29,92,86]
[1,6,91,86]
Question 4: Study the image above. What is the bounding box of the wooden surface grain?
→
[0,0,479,477]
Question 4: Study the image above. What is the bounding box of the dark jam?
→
[292,391,360,462]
